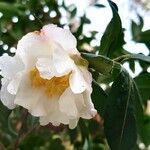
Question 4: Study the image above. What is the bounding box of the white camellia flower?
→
[0,24,97,129]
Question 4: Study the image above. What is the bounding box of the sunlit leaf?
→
[81,53,113,75]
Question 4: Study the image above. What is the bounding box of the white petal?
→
[36,57,55,79]
[69,91,95,119]
[0,55,24,79]
[59,87,95,120]
[41,24,78,54]
[0,79,16,109]
[69,119,78,129]
[40,116,49,125]
[16,32,51,70]
[73,94,92,119]
[29,97,47,117]
[59,88,78,118]
[53,44,74,75]
[31,97,58,118]
[40,112,69,126]
[82,90,97,118]
[80,66,92,85]
[7,72,23,95]
[14,75,46,116]
[40,101,69,126]
[69,67,86,94]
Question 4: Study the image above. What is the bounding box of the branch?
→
[13,108,28,150]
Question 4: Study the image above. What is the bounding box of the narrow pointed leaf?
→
[99,0,123,57]
[130,54,150,64]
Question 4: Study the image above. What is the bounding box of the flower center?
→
[29,68,69,97]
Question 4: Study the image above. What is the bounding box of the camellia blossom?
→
[0,24,97,129]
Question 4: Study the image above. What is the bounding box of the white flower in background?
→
[146,100,150,116]
[0,24,97,129]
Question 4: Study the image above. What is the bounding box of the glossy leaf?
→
[91,80,108,118]
[130,54,150,63]
[81,53,113,75]
[99,0,123,57]
[104,71,137,150]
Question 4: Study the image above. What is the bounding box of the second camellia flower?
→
[0,24,97,129]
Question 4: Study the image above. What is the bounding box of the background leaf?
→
[134,73,150,103]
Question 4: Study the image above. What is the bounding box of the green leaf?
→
[134,73,150,103]
[131,15,143,40]
[99,0,123,57]
[49,138,65,150]
[138,15,144,30]
[94,4,105,8]
[140,115,150,146]
[131,21,140,38]
[136,30,150,42]
[91,80,108,118]
[129,60,135,73]
[133,29,150,49]
[130,54,150,63]
[68,128,78,144]
[131,15,143,34]
[70,7,77,18]
[116,54,150,64]
[81,53,113,75]
[131,17,150,50]
[0,2,24,17]
[0,102,13,146]
[131,80,144,133]
[104,71,137,150]
[79,119,92,150]
[145,43,150,50]
[81,52,121,80]
[0,101,11,131]
[79,119,89,143]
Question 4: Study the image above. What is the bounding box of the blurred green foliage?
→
[0,0,150,150]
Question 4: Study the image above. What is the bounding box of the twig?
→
[17,124,40,144]
[113,54,130,62]
[13,109,28,150]
[0,143,6,150]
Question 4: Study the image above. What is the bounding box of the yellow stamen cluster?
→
[30,68,69,97]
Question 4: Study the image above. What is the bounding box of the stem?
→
[13,109,28,150]
[0,143,6,150]
[113,54,131,62]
